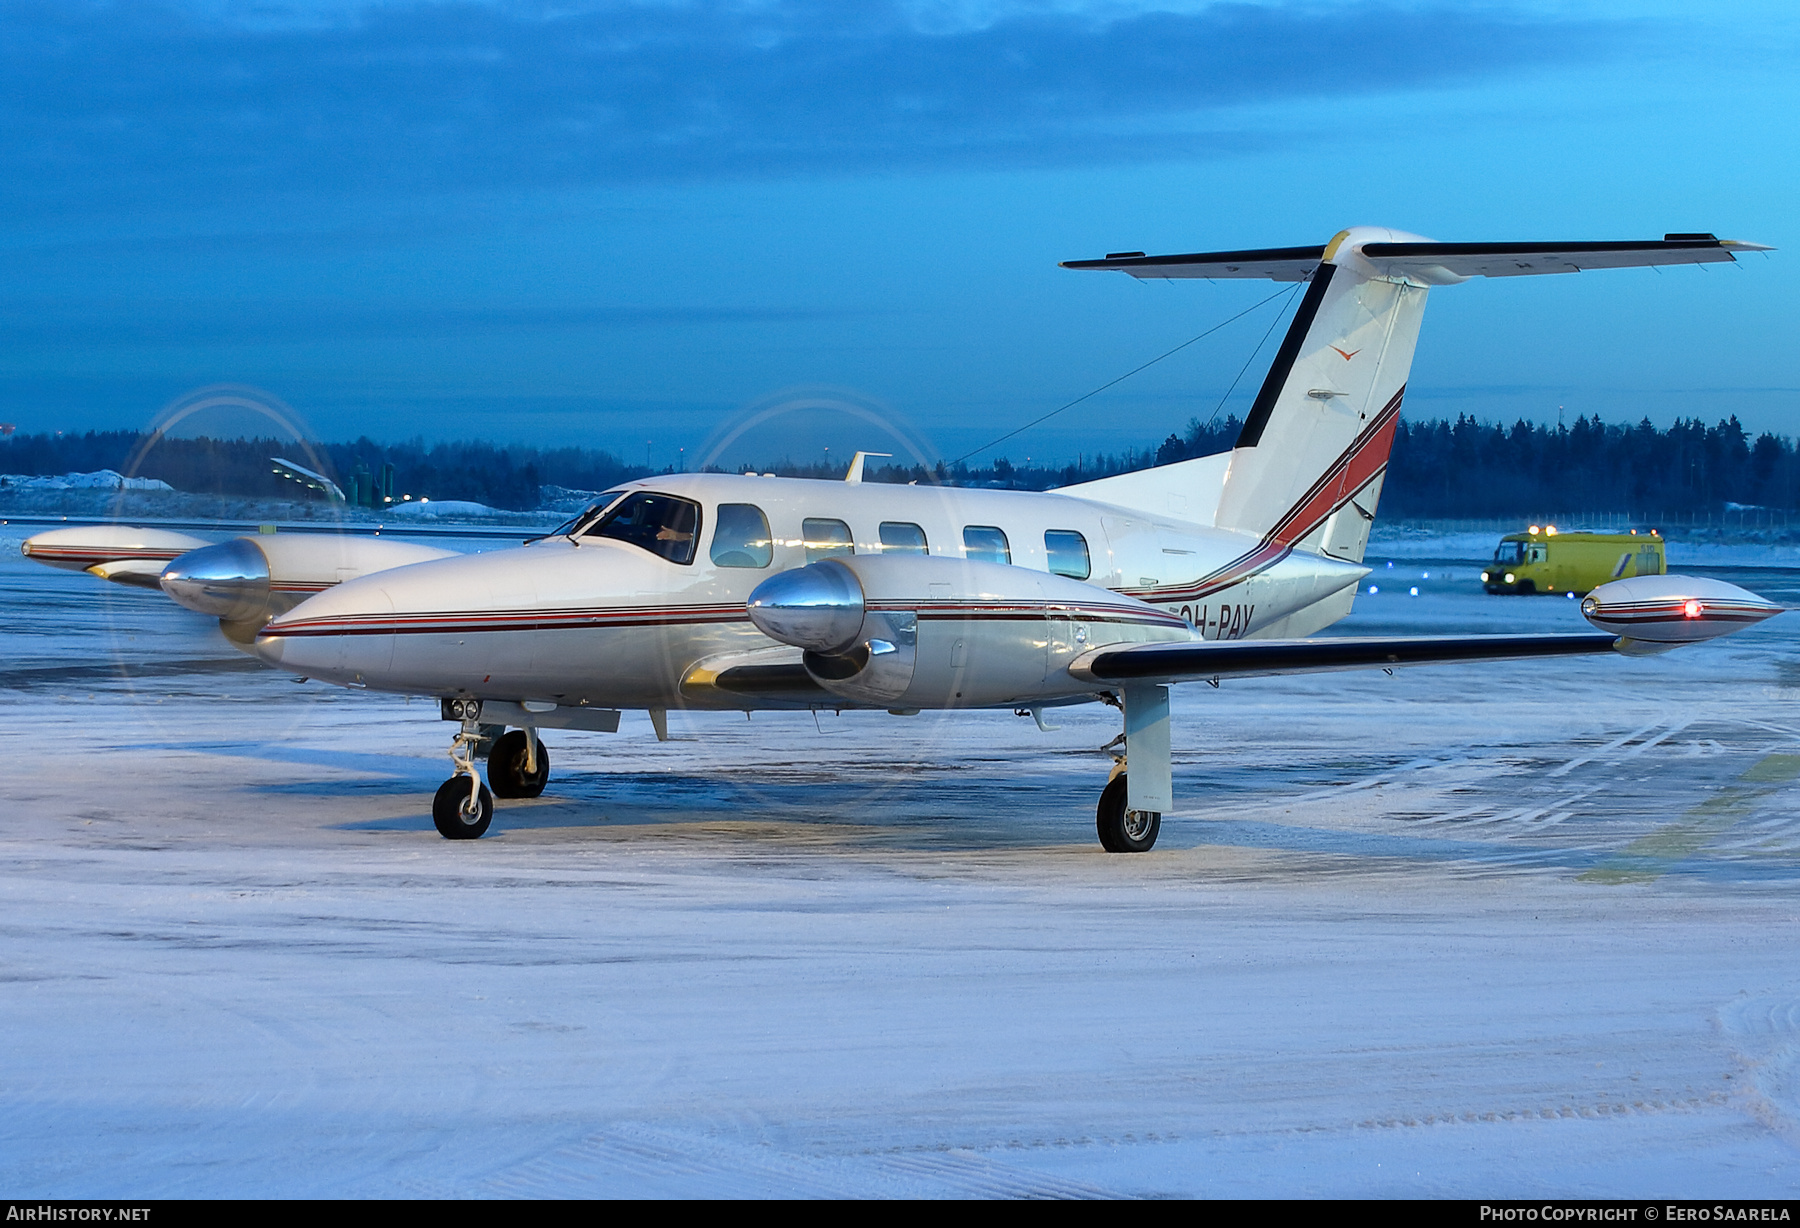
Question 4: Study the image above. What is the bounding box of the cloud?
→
[0,299,881,346]
[0,1,1629,210]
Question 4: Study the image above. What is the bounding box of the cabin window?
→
[878,521,929,555]
[1527,544,1548,564]
[710,503,773,568]
[582,492,702,565]
[802,517,855,563]
[963,525,1011,565]
[1044,530,1090,580]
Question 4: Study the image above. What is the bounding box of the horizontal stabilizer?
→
[1063,234,1771,284]
[1062,245,1323,280]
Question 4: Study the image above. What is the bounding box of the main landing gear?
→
[1096,767,1161,853]
[1094,683,1172,854]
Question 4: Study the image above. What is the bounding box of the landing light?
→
[1409,586,1419,596]
[1368,585,1379,595]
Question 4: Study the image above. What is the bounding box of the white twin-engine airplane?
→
[24,227,1784,851]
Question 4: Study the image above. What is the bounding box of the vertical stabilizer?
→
[1213,233,1427,561]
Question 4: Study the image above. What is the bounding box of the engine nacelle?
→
[21,525,211,585]
[1581,573,1783,654]
[747,554,1192,708]
[161,534,456,637]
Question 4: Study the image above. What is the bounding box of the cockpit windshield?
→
[546,489,629,539]
[580,491,702,564]
[1493,541,1526,566]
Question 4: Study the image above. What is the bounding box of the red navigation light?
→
[1683,599,1703,619]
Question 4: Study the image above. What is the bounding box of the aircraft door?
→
[1099,516,1155,588]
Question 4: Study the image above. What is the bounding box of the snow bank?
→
[385,499,501,519]
[0,469,173,493]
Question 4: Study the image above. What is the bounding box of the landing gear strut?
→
[1094,683,1171,853]
[434,701,494,839]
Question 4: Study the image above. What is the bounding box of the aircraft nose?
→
[160,539,271,620]
[747,560,866,653]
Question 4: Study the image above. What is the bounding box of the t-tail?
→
[1061,227,1769,564]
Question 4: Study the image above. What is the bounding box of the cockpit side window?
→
[711,503,773,568]
[583,492,703,564]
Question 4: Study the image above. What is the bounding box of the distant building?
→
[270,456,346,502]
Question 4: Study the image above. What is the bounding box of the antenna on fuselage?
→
[844,452,892,483]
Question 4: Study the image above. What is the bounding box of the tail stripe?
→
[1236,264,1335,448]
[1122,384,1404,603]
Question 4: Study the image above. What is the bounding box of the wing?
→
[1070,633,1619,685]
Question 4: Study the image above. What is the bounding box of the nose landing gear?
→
[434,702,494,839]
[488,729,550,799]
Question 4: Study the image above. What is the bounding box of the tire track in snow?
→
[1718,995,1800,1148]
[428,1124,1127,1198]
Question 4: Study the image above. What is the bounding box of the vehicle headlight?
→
[1503,573,1516,584]
[1480,571,1490,582]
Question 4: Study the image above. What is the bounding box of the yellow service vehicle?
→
[1482,526,1664,595]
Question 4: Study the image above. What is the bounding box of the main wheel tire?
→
[1096,774,1161,853]
[487,730,550,799]
[433,777,494,839]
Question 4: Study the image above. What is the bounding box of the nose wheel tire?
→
[1096,774,1160,853]
[433,777,494,839]
[488,730,550,798]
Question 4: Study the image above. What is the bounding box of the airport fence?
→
[1387,510,1800,536]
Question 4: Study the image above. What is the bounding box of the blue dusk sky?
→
[0,0,1794,470]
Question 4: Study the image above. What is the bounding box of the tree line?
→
[3,413,1796,515]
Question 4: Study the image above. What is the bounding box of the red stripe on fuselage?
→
[262,600,1188,638]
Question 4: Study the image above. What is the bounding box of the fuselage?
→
[252,472,1369,709]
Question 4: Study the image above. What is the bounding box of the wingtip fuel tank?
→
[1582,574,1783,654]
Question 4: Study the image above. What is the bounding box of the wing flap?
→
[1072,633,1618,685]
